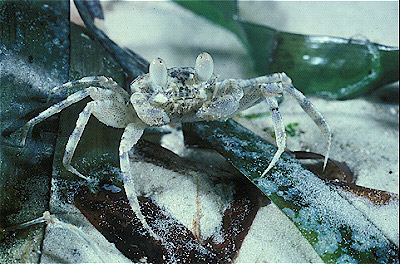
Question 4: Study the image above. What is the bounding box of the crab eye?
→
[150,58,167,86]
[195,52,214,81]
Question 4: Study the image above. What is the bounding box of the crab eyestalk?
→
[150,58,168,87]
[195,52,214,81]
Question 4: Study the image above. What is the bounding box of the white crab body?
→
[131,67,212,124]
[21,52,332,240]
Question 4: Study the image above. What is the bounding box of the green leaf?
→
[0,2,130,261]
[0,0,70,262]
[241,20,399,99]
[174,1,399,99]
[183,120,399,263]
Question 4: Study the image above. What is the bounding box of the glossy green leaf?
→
[174,1,399,99]
[183,120,399,263]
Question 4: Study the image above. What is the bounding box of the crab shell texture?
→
[130,54,246,126]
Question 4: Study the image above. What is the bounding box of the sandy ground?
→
[40,1,399,263]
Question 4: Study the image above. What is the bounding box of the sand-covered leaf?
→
[183,120,399,263]
[0,1,69,262]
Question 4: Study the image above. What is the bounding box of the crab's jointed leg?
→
[255,73,331,175]
[21,88,93,146]
[283,84,332,169]
[62,98,136,180]
[62,99,159,239]
[62,100,99,180]
[48,76,128,101]
[261,97,287,177]
[237,73,286,111]
[1,211,108,262]
[21,87,125,146]
[119,123,160,240]
[238,72,289,89]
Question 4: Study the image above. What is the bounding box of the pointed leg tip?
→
[322,154,329,172]
[77,173,91,181]
[19,140,26,148]
[261,164,273,178]
[64,164,91,181]
[323,148,330,172]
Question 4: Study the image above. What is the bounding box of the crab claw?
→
[195,52,214,81]
[150,58,168,87]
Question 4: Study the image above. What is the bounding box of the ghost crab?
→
[21,52,331,240]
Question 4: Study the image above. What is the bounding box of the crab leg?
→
[62,99,135,180]
[1,211,108,262]
[119,123,161,240]
[61,100,99,180]
[56,99,158,238]
[21,87,124,146]
[48,76,127,99]
[284,84,332,169]
[237,72,288,88]
[21,88,93,146]
[261,97,287,177]
[248,73,331,172]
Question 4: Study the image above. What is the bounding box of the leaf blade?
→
[183,120,399,263]
[175,1,399,99]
